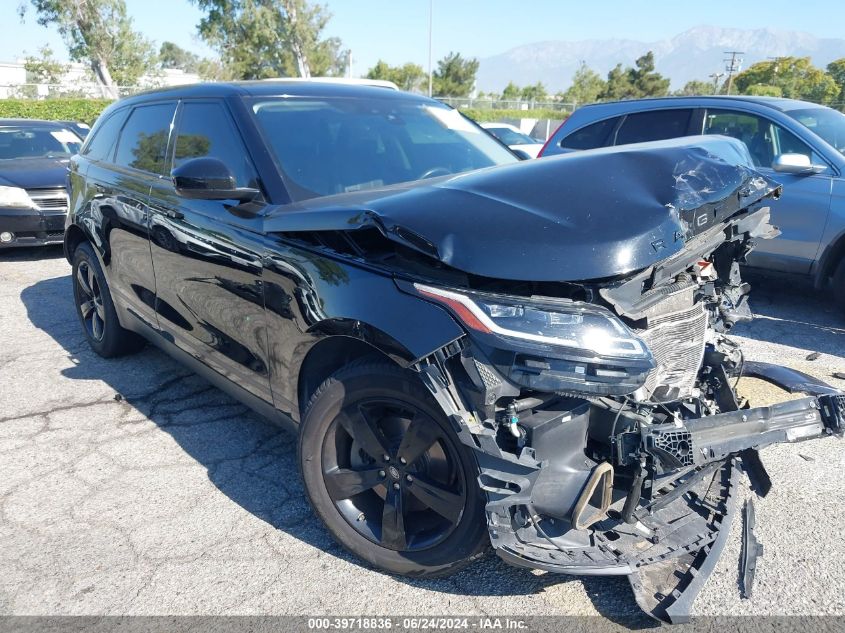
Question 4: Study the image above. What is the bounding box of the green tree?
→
[674,79,715,96]
[600,63,634,100]
[562,61,606,105]
[734,57,838,103]
[21,0,156,96]
[366,60,426,92]
[191,0,347,79]
[520,81,547,102]
[432,52,479,97]
[23,45,69,84]
[629,51,670,97]
[159,41,201,72]
[826,58,845,103]
[501,81,521,100]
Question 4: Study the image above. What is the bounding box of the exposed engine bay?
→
[272,136,845,622]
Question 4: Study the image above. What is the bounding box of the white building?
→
[0,59,201,99]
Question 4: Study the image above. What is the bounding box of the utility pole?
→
[709,71,725,93]
[724,51,744,95]
[347,49,352,78]
[427,0,433,97]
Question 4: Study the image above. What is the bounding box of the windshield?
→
[250,96,517,200]
[0,126,82,160]
[786,107,845,154]
[486,127,539,146]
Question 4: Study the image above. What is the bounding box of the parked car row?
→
[51,81,844,623]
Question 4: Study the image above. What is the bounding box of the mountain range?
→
[475,26,845,93]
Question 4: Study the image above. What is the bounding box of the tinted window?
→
[787,107,845,154]
[615,109,693,145]
[114,103,176,174]
[173,102,258,189]
[772,124,824,165]
[0,125,82,160]
[250,97,516,200]
[561,118,617,150]
[83,108,129,162]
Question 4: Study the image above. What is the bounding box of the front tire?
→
[299,361,488,578]
[72,242,144,357]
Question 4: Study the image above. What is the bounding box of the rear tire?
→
[72,241,144,358]
[833,258,845,313]
[298,361,488,578]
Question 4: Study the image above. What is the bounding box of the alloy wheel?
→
[321,398,468,552]
[76,261,106,342]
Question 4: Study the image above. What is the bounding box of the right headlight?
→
[411,282,655,396]
[0,186,36,209]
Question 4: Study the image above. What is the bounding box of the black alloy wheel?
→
[71,241,144,357]
[76,260,106,342]
[322,397,467,551]
[299,361,488,577]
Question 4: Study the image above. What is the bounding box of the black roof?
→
[120,80,430,104]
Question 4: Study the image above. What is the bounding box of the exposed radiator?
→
[637,302,708,401]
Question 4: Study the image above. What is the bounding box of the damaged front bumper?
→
[416,351,844,624]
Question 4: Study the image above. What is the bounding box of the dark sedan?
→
[65,82,844,622]
[0,119,82,248]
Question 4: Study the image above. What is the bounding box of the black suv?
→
[66,82,845,622]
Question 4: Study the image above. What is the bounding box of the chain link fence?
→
[0,83,150,100]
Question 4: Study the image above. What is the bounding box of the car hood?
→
[0,157,70,190]
[263,136,781,282]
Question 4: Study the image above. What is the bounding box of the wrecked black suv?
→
[66,82,845,622]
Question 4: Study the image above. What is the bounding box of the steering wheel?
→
[418,166,452,180]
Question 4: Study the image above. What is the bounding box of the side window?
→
[561,117,618,150]
[173,102,259,189]
[82,108,129,162]
[772,125,824,165]
[114,103,177,174]
[703,109,775,167]
[614,109,693,145]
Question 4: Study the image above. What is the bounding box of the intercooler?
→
[637,302,709,401]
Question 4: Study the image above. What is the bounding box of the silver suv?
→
[541,96,845,309]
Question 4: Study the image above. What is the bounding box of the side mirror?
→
[771,153,827,175]
[172,157,259,201]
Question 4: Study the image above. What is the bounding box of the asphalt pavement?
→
[1,246,844,620]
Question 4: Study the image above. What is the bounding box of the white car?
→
[480,122,544,158]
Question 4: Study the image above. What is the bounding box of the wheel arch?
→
[813,227,845,289]
[295,334,403,422]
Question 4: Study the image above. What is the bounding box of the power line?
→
[724,51,744,95]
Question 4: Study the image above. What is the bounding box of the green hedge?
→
[0,99,113,125]
[0,98,567,127]
[461,108,569,122]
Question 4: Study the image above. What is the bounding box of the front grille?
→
[637,302,708,401]
[27,188,68,213]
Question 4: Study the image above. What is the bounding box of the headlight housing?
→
[0,186,36,209]
[412,282,655,396]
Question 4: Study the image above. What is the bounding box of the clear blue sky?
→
[4,0,845,75]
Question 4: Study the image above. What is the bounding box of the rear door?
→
[147,99,273,403]
[701,108,833,274]
[82,101,177,330]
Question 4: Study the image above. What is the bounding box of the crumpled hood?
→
[0,157,69,190]
[264,136,781,282]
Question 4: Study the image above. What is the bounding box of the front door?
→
[703,108,833,274]
[147,99,272,403]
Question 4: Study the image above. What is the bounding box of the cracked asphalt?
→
[1,246,844,620]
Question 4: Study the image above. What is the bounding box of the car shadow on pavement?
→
[731,274,845,360]
[19,273,652,624]
[0,244,65,262]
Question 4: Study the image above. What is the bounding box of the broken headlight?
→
[413,283,655,395]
